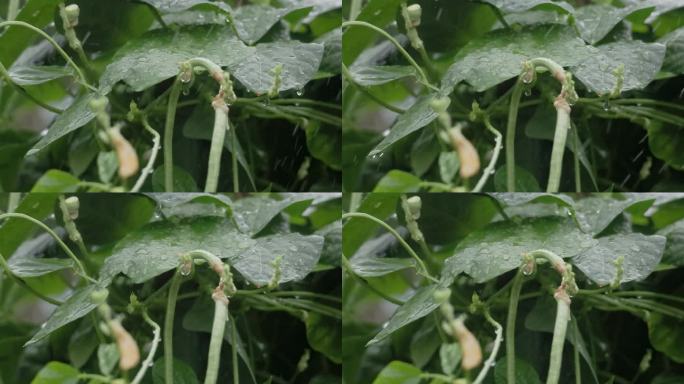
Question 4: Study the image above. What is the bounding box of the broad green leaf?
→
[152,358,200,384]
[27,93,98,156]
[443,217,596,283]
[574,195,655,236]
[622,0,684,24]
[316,28,342,76]
[658,220,684,266]
[306,313,342,363]
[348,65,417,86]
[342,193,399,256]
[372,361,422,384]
[137,0,231,13]
[482,0,574,14]
[97,343,119,376]
[494,357,542,384]
[232,4,302,45]
[6,257,73,278]
[367,276,457,346]
[438,152,459,184]
[30,361,79,384]
[369,94,439,157]
[230,40,324,95]
[97,151,118,184]
[342,0,403,64]
[488,192,575,212]
[572,233,666,285]
[98,25,249,94]
[573,41,666,96]
[7,65,74,86]
[29,170,80,192]
[659,27,684,74]
[231,194,317,236]
[493,165,542,192]
[648,312,684,363]
[281,0,341,24]
[67,320,99,369]
[350,255,416,277]
[146,192,232,218]
[373,170,422,193]
[439,343,461,375]
[0,193,58,258]
[0,0,61,67]
[409,318,441,368]
[441,24,593,93]
[317,220,342,267]
[306,122,342,171]
[574,4,655,44]
[647,122,684,170]
[102,216,323,285]
[151,165,199,192]
[25,283,106,346]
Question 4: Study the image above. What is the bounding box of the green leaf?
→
[231,40,324,95]
[572,40,666,96]
[0,0,62,67]
[232,4,302,45]
[30,170,80,192]
[658,220,684,266]
[25,283,106,346]
[373,170,422,193]
[574,4,654,44]
[102,216,323,285]
[137,0,231,13]
[231,194,317,236]
[6,257,74,278]
[443,217,596,283]
[97,343,119,376]
[97,151,118,184]
[572,233,666,285]
[483,0,574,14]
[647,121,684,170]
[488,192,575,210]
[438,152,460,184]
[306,312,342,363]
[306,123,342,171]
[350,235,416,276]
[574,195,655,236]
[151,165,199,192]
[439,343,461,375]
[0,193,58,258]
[7,65,74,86]
[67,320,99,369]
[659,27,684,74]
[494,357,542,384]
[317,220,342,267]
[316,28,342,76]
[409,318,441,369]
[369,94,439,157]
[648,312,684,363]
[152,357,200,384]
[372,361,422,384]
[348,65,417,86]
[30,361,79,384]
[441,24,593,93]
[342,0,403,64]
[342,193,399,256]
[493,166,541,192]
[26,93,98,156]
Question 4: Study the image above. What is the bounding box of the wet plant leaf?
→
[648,313,684,364]
[372,361,422,384]
[482,0,574,14]
[348,65,417,86]
[373,170,422,192]
[659,27,684,74]
[6,257,74,278]
[574,4,654,44]
[574,195,655,236]
[30,361,79,384]
[7,65,74,86]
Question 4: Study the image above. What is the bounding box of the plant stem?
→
[164,271,182,384]
[341,21,436,90]
[0,62,63,113]
[473,309,503,384]
[547,293,571,384]
[341,212,437,282]
[507,270,524,384]
[0,21,92,89]
[230,121,239,193]
[205,99,229,193]
[572,126,581,193]
[0,252,63,305]
[547,98,571,192]
[506,79,523,192]
[131,309,161,384]
[131,116,161,192]
[164,77,182,192]
[572,317,581,384]
[472,116,502,192]
[7,0,19,21]
[230,312,239,384]
[205,291,228,384]
[0,213,93,282]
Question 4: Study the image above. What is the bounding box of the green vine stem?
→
[230,312,239,384]
[0,212,93,282]
[131,116,161,192]
[472,116,502,192]
[164,77,182,192]
[506,270,524,384]
[473,309,504,384]
[164,271,183,384]
[341,21,436,91]
[342,212,437,282]
[205,288,229,384]
[524,58,578,193]
[0,21,92,89]
[131,309,161,384]
[58,3,91,71]
[205,98,229,193]
[506,79,524,192]
[572,317,581,384]
[399,2,436,79]
[230,121,239,193]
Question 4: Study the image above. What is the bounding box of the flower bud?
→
[64,4,80,27]
[433,288,451,304]
[429,96,450,114]
[406,4,422,26]
[64,196,80,220]
[406,196,422,219]
[109,319,140,370]
[448,128,480,179]
[454,318,482,370]
[107,127,139,179]
[90,288,109,305]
